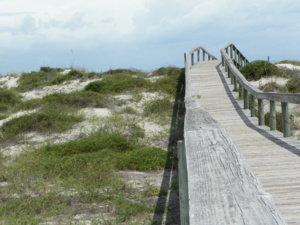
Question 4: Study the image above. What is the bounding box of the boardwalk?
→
[188,60,300,224]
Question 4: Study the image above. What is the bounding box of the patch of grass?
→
[240,60,279,81]
[264,112,296,132]
[277,60,300,66]
[258,81,282,92]
[0,107,83,140]
[143,96,174,117]
[43,91,108,108]
[0,113,9,120]
[113,196,151,222]
[286,76,300,93]
[0,88,21,112]
[84,74,150,94]
[150,68,184,96]
[16,68,93,92]
[102,69,146,76]
[116,147,169,171]
[0,192,68,225]
[152,67,183,76]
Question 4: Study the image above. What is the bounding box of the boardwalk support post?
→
[192,53,194,65]
[250,95,255,117]
[258,99,265,125]
[281,102,291,137]
[178,140,189,225]
[239,84,243,98]
[270,100,276,131]
[233,75,237,91]
[243,89,249,109]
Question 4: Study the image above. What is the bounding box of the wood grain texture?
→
[186,60,300,224]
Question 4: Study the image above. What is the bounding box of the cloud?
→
[0,0,299,74]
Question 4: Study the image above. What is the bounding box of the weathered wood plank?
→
[184,96,286,224]
[188,60,300,224]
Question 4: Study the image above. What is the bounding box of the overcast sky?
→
[0,0,299,74]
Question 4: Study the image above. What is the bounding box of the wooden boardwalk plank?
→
[189,60,300,224]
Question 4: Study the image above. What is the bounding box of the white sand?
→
[276,64,300,71]
[0,75,19,89]
[21,78,102,100]
[249,77,289,88]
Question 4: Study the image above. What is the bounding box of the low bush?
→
[0,88,21,112]
[240,60,279,81]
[152,67,183,76]
[143,97,174,117]
[286,77,300,93]
[0,107,83,140]
[43,91,108,108]
[264,112,296,132]
[258,81,282,92]
[84,74,150,94]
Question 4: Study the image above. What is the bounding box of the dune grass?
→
[0,66,184,224]
[0,106,83,141]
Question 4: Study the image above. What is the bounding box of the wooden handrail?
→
[221,43,300,137]
[184,46,217,98]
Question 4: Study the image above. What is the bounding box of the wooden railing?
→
[184,46,217,99]
[221,43,300,137]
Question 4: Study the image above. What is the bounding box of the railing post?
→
[270,100,276,131]
[243,89,249,109]
[225,62,228,72]
[191,53,194,66]
[222,56,224,66]
[203,51,205,61]
[233,75,237,91]
[197,50,200,62]
[258,99,265,125]
[227,66,231,78]
[230,45,233,59]
[239,83,243,98]
[250,94,255,117]
[208,55,211,61]
[178,140,189,225]
[281,102,291,137]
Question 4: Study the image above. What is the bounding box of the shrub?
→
[116,147,168,171]
[152,67,183,76]
[143,97,173,117]
[286,77,300,93]
[84,74,150,94]
[0,88,21,112]
[264,112,295,132]
[103,69,145,75]
[43,91,108,108]
[258,81,282,92]
[0,107,83,140]
[240,60,279,81]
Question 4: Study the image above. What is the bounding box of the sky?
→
[0,0,299,75]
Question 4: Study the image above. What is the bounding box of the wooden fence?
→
[221,43,300,137]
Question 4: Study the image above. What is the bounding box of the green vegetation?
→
[0,88,21,112]
[0,66,184,224]
[0,107,83,141]
[240,60,279,81]
[143,97,174,118]
[264,112,296,133]
[277,60,300,66]
[151,67,183,76]
[85,74,150,94]
[286,76,300,93]
[16,67,102,92]
[258,81,283,92]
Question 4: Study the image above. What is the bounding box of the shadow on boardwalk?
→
[215,63,300,157]
[151,69,186,225]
